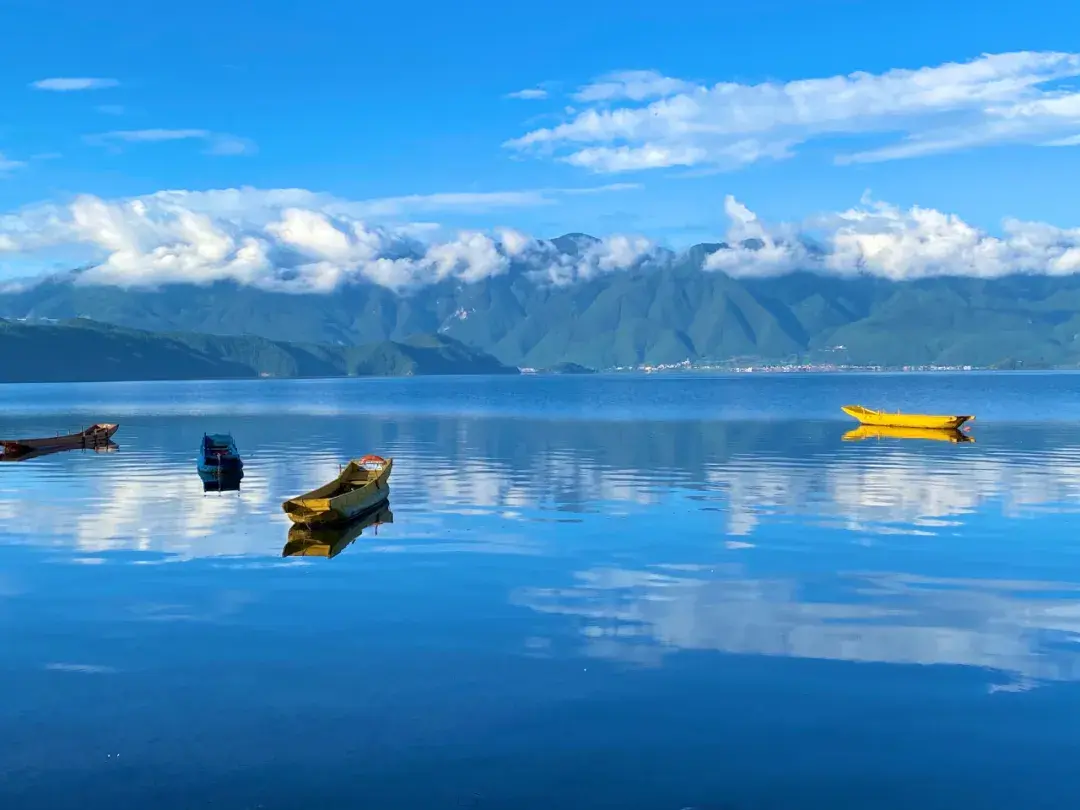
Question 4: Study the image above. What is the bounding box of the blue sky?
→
[2,0,1080,288]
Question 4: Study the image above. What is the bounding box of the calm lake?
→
[2,373,1080,809]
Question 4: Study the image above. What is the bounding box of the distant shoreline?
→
[603,361,1073,374]
[3,366,1079,387]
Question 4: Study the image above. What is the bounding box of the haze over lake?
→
[2,373,1079,809]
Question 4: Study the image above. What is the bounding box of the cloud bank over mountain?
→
[3,185,1080,291]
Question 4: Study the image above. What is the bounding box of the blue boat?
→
[198,433,244,483]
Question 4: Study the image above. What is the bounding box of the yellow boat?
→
[843,425,975,443]
[283,504,393,558]
[282,455,392,526]
[841,405,974,430]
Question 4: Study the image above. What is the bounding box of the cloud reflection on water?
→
[0,419,1078,558]
[2,415,1080,688]
[515,566,1080,688]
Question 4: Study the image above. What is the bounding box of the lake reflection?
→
[2,377,1080,809]
[2,416,1078,554]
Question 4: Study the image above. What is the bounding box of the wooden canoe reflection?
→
[0,440,119,462]
[1,423,118,454]
[843,425,975,444]
[282,503,393,559]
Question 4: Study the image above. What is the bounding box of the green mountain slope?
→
[5,244,1080,368]
[0,319,515,383]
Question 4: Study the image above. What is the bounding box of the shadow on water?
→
[282,501,393,558]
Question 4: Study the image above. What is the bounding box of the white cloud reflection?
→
[704,445,1080,537]
[1,434,1079,558]
[3,428,1080,689]
[515,566,1080,688]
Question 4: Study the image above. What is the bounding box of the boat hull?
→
[282,457,393,526]
[841,405,972,430]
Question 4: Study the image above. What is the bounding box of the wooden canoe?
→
[282,504,393,558]
[1,423,118,454]
[841,405,973,430]
[281,455,392,526]
[843,425,975,444]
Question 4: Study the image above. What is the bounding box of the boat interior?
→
[202,434,236,454]
[304,458,389,499]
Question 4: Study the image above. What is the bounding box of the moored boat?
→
[841,405,973,430]
[282,503,393,558]
[1,423,118,455]
[843,425,975,443]
[282,455,392,526]
[198,433,244,481]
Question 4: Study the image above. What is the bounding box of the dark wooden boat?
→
[0,440,118,462]
[198,433,244,480]
[1,423,118,456]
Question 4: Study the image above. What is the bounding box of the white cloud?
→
[31,77,119,91]
[705,194,1080,281]
[0,152,26,174]
[98,129,210,142]
[207,134,258,156]
[526,233,658,285]
[7,183,1080,289]
[87,129,257,156]
[572,69,695,102]
[507,51,1080,172]
[563,144,708,172]
[506,87,549,100]
[0,184,650,292]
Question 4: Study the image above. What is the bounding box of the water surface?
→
[2,373,1079,809]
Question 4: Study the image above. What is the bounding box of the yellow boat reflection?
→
[843,425,975,443]
[282,504,393,559]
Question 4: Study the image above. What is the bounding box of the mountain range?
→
[0,319,514,383]
[2,233,1080,372]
